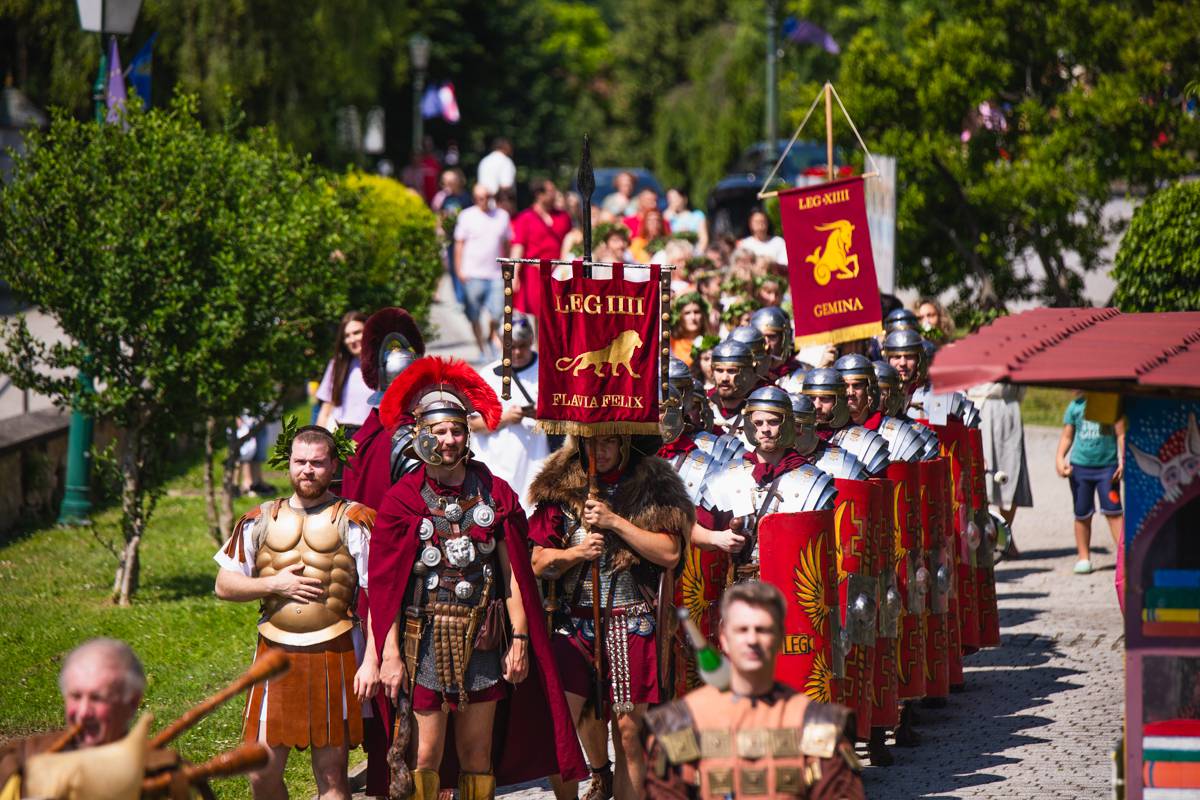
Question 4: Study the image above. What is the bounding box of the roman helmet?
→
[729,325,770,379]
[872,360,906,417]
[710,339,756,395]
[511,313,536,346]
[750,306,793,362]
[880,328,929,387]
[834,353,881,417]
[776,365,812,395]
[743,385,796,449]
[801,367,851,429]
[791,394,820,456]
[378,357,501,468]
[660,384,686,444]
[362,308,426,406]
[884,307,919,333]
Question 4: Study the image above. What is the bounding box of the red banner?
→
[778,176,883,346]
[536,260,662,436]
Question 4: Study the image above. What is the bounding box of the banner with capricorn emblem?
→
[536,260,663,436]
[778,176,883,347]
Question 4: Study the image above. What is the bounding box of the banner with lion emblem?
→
[536,260,662,436]
[778,176,883,347]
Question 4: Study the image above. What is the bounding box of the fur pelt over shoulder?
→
[528,440,695,544]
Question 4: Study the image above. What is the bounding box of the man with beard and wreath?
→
[528,434,692,800]
[642,581,864,800]
[469,314,550,511]
[341,306,425,511]
[214,424,375,800]
[750,307,806,381]
[367,357,586,800]
[696,386,837,583]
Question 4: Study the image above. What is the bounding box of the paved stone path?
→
[414,286,1127,798]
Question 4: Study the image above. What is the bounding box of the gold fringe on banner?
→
[794,320,884,349]
[535,419,663,437]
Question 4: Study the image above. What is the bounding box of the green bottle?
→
[677,608,730,690]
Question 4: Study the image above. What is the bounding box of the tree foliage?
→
[1112,180,1200,312]
[341,172,443,319]
[0,97,351,603]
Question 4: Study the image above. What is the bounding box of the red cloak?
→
[861,410,884,431]
[366,460,587,790]
[342,409,392,511]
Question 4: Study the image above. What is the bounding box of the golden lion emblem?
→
[805,219,860,286]
[555,329,644,378]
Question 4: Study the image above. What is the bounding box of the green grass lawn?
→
[1020,386,1073,428]
[0,442,359,799]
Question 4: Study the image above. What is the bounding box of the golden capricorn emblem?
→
[805,219,861,286]
[554,329,644,378]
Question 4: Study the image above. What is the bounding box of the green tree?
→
[341,172,443,321]
[810,0,1200,308]
[1112,180,1200,312]
[0,97,351,604]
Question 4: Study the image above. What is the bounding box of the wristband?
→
[512,633,529,641]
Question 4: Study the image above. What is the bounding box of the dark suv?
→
[706,140,848,237]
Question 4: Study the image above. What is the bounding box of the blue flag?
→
[127,33,156,109]
[782,18,840,55]
[105,37,127,125]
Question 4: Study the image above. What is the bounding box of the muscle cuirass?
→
[255,501,356,647]
[560,510,646,610]
[830,426,890,475]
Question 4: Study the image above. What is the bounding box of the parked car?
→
[574,167,667,214]
[706,140,849,238]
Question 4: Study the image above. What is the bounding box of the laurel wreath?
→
[267,416,357,469]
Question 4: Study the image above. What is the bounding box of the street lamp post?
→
[59,0,142,525]
[409,33,431,157]
[765,0,779,148]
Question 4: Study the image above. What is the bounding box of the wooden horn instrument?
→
[44,722,83,754]
[141,743,270,795]
[150,649,290,748]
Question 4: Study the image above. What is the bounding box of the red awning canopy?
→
[928,308,1200,397]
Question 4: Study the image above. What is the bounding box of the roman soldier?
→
[828,355,892,476]
[728,325,773,388]
[367,357,587,800]
[798,369,871,481]
[342,307,425,510]
[668,357,744,470]
[470,314,550,510]
[750,307,805,380]
[705,340,756,441]
[642,581,864,800]
[527,434,692,800]
[884,307,919,333]
[215,424,375,800]
[698,386,837,582]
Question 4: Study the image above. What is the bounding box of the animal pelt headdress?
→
[528,436,695,571]
[361,307,425,391]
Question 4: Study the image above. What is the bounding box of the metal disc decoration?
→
[454,580,474,600]
[420,546,442,568]
[444,503,464,523]
[426,573,440,591]
[419,518,435,540]
[472,504,495,528]
[478,537,496,555]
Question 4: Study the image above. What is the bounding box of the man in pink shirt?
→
[510,179,571,316]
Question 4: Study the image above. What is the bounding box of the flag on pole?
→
[126,33,156,109]
[437,83,460,123]
[783,18,840,54]
[105,37,127,125]
[778,176,883,346]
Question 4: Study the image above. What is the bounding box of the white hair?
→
[59,638,146,702]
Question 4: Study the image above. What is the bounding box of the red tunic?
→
[367,462,587,789]
[861,410,885,431]
[341,408,391,511]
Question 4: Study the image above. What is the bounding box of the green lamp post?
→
[58,0,142,525]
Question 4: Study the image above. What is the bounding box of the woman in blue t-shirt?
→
[1055,393,1125,574]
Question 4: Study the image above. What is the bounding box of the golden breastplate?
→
[255,502,356,646]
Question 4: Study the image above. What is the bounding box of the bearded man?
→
[215,425,375,800]
[528,434,692,800]
[705,340,756,440]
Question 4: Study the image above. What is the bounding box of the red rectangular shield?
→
[536,261,662,436]
[778,176,883,347]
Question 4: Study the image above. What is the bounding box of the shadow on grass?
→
[153,571,218,601]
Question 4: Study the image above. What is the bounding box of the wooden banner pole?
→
[825,81,834,181]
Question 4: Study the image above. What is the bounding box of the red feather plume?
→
[379,356,502,432]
